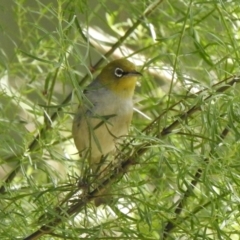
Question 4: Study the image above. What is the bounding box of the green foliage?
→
[1,0,240,239]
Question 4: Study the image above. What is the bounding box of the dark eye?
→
[114,68,124,78]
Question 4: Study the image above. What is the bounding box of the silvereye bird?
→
[72,58,142,206]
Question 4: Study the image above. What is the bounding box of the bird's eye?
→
[114,68,124,78]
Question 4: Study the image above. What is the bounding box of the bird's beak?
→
[127,71,142,77]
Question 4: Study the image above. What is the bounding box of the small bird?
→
[72,58,142,206]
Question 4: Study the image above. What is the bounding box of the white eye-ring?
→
[114,68,124,78]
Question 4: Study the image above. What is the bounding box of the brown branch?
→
[24,75,239,239]
[160,76,240,136]
[24,155,135,240]
[142,75,240,136]
[162,126,230,239]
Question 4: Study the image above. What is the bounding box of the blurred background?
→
[1,0,240,239]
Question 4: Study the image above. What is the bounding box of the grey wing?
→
[72,82,100,153]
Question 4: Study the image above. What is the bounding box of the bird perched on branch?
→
[72,58,142,206]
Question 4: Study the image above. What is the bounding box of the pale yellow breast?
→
[72,90,133,166]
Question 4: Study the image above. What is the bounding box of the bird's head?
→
[97,59,142,98]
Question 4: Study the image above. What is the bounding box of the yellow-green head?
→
[97,59,142,98]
